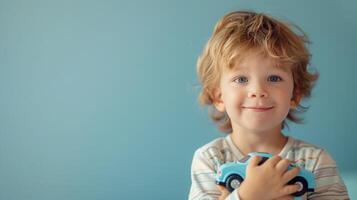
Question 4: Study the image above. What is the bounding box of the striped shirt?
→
[189,135,349,200]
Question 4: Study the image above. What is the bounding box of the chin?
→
[242,122,282,133]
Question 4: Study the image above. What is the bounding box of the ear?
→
[212,88,225,112]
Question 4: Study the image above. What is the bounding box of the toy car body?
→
[216,152,315,197]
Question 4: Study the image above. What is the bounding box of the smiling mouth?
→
[242,106,274,112]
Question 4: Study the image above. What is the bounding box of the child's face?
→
[214,51,295,133]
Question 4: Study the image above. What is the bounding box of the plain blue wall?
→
[1,0,356,199]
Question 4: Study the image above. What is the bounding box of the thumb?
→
[217,185,230,200]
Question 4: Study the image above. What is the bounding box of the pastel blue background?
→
[0,0,356,199]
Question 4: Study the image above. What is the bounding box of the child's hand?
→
[238,155,301,200]
[217,185,230,200]
[217,181,294,200]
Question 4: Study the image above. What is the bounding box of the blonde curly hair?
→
[196,11,319,133]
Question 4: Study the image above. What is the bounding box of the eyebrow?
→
[271,60,293,73]
[270,66,291,74]
[230,65,291,74]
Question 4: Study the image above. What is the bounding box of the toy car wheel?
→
[225,174,244,192]
[288,176,308,197]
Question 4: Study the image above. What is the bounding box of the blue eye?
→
[234,76,248,83]
[268,75,283,82]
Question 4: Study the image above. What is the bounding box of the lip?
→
[242,106,274,112]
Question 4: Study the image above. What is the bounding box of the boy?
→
[189,11,349,200]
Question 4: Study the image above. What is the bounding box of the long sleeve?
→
[308,150,350,199]
[188,149,240,200]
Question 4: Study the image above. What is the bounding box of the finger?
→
[217,185,226,192]
[218,194,229,200]
[266,155,282,166]
[279,183,301,196]
[275,159,292,172]
[217,185,229,193]
[248,155,262,167]
[217,185,230,200]
[282,167,300,184]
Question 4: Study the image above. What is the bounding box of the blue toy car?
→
[216,152,315,197]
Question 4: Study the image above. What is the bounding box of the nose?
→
[247,83,268,98]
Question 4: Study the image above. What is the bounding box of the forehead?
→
[228,50,292,73]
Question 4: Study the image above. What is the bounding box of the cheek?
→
[276,91,293,105]
[278,82,294,99]
[222,89,244,107]
[229,87,245,98]
[271,88,293,110]
[286,78,295,97]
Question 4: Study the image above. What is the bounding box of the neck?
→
[230,124,288,156]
